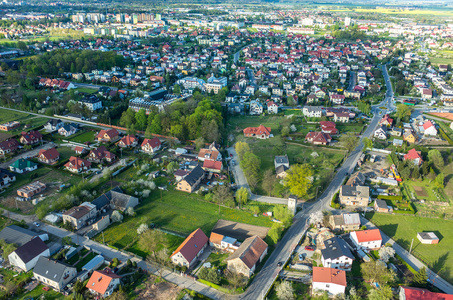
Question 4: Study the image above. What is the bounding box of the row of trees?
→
[120,98,224,142]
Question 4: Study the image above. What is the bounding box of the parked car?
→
[299,254,305,260]
[277,262,283,267]
[305,246,314,251]
[34,222,40,227]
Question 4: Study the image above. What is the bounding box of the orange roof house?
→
[243,125,272,139]
[312,267,346,296]
[350,229,382,250]
[171,228,208,268]
[404,148,423,166]
[86,269,121,298]
[38,148,59,164]
[96,129,119,143]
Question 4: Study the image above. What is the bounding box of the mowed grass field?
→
[429,51,453,66]
[0,109,31,124]
[354,8,453,16]
[367,213,453,283]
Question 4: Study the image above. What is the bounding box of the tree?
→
[236,187,249,207]
[225,270,247,289]
[284,164,313,198]
[367,285,393,300]
[396,104,412,121]
[241,152,260,187]
[262,169,276,196]
[362,137,373,150]
[166,161,179,174]
[137,223,149,234]
[73,280,85,294]
[173,84,181,95]
[62,236,72,245]
[213,185,234,207]
[309,211,323,225]
[273,205,293,227]
[412,167,420,179]
[268,223,284,244]
[135,108,147,131]
[195,137,206,151]
[0,240,16,260]
[154,247,169,278]
[287,95,296,106]
[361,261,396,285]
[435,173,445,189]
[108,289,128,300]
[275,281,295,300]
[138,229,167,256]
[199,267,221,284]
[340,133,359,152]
[235,142,250,160]
[378,246,395,263]
[428,149,444,169]
[125,207,136,217]
[281,126,290,137]
[111,210,123,223]
[412,267,428,288]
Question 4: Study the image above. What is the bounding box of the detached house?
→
[58,124,78,137]
[339,185,370,207]
[226,236,268,277]
[88,146,116,163]
[329,213,361,231]
[177,165,205,193]
[20,130,43,145]
[117,134,138,148]
[350,229,382,250]
[379,114,393,127]
[86,269,121,298]
[330,94,345,105]
[44,119,64,131]
[321,237,354,271]
[303,106,323,118]
[8,237,50,271]
[404,149,423,166]
[141,137,161,153]
[64,156,91,174]
[34,257,77,292]
[312,267,346,296]
[422,120,437,136]
[96,129,119,143]
[38,148,59,164]
[171,228,208,268]
[320,121,338,135]
[9,159,38,173]
[0,168,15,189]
[374,125,387,140]
[305,132,332,145]
[267,101,278,114]
[63,202,97,230]
[333,112,350,123]
[243,125,272,139]
[0,139,19,156]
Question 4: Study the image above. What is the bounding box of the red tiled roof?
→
[141,137,161,149]
[203,160,222,171]
[38,148,59,160]
[243,125,271,136]
[86,269,121,295]
[65,156,91,170]
[404,149,422,161]
[423,120,435,130]
[305,131,331,143]
[354,229,382,243]
[400,286,453,300]
[313,267,346,286]
[96,128,119,140]
[118,134,137,146]
[171,228,208,263]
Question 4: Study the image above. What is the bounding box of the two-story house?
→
[321,237,354,271]
[171,228,208,268]
[8,237,50,271]
[62,202,97,230]
[350,229,382,250]
[34,257,77,291]
[86,269,121,298]
[339,185,370,207]
[226,236,268,277]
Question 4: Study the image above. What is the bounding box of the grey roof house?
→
[0,225,48,246]
[33,256,77,291]
[321,236,354,271]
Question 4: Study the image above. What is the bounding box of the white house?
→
[422,120,437,136]
[312,267,346,296]
[44,119,64,131]
[350,229,382,250]
[86,269,121,298]
[33,256,77,291]
[374,125,387,140]
[171,228,208,268]
[78,95,103,111]
[267,101,278,114]
[8,237,50,271]
[250,100,263,115]
[303,106,323,118]
[321,237,355,271]
[58,124,78,137]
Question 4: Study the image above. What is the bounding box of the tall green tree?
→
[135,108,147,131]
[284,164,313,198]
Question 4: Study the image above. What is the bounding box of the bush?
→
[377,195,403,201]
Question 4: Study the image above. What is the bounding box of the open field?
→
[429,50,453,66]
[76,87,98,94]
[367,212,453,284]
[68,130,96,143]
[350,8,453,16]
[0,109,31,124]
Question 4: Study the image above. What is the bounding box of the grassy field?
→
[76,87,98,94]
[429,50,453,66]
[15,284,67,300]
[367,213,453,284]
[0,109,31,124]
[56,146,76,161]
[68,130,96,143]
[353,8,453,16]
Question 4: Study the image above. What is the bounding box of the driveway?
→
[0,142,56,168]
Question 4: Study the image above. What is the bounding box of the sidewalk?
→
[360,216,453,294]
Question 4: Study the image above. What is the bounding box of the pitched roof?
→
[171,228,208,263]
[305,131,331,143]
[375,199,388,209]
[182,165,205,187]
[86,269,121,295]
[400,286,453,300]
[10,158,38,170]
[321,236,354,261]
[423,120,435,130]
[96,128,119,139]
[13,237,48,263]
[243,125,271,136]
[0,225,39,246]
[33,256,73,282]
[354,229,382,243]
[312,267,346,286]
[404,149,422,162]
[20,130,43,143]
[118,134,137,146]
[202,160,222,171]
[38,148,59,161]
[274,155,289,165]
[226,236,268,269]
[141,137,161,149]
[210,232,224,245]
[64,156,91,170]
[198,149,220,161]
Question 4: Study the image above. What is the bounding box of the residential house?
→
[249,100,264,115]
[329,213,361,231]
[330,94,345,105]
[17,181,46,200]
[74,146,88,155]
[87,146,116,163]
[422,120,437,136]
[403,131,417,144]
[171,228,209,268]
[141,137,161,153]
[321,237,354,271]
[0,225,47,247]
[312,267,346,296]
[404,149,423,166]
[0,168,15,189]
[267,101,278,114]
[198,144,222,162]
[374,199,391,213]
[421,88,433,99]
[96,129,119,143]
[320,121,338,135]
[33,257,77,291]
[9,159,38,173]
[226,236,268,277]
[305,132,332,145]
[0,139,19,156]
[379,114,393,127]
[398,286,453,300]
[174,169,188,182]
[345,172,366,187]
[117,135,138,148]
[417,232,439,245]
[78,95,102,111]
[58,124,78,137]
[8,237,50,271]
[350,229,382,250]
[20,130,43,145]
[100,187,139,212]
[64,156,91,173]
[63,202,97,230]
[339,185,370,207]
[202,160,223,173]
[209,232,239,252]
[374,125,387,140]
[243,125,272,139]
[86,269,122,298]
[390,127,403,137]
[44,119,64,131]
[38,148,59,164]
[303,106,323,118]
[0,121,20,131]
[333,112,350,123]
[176,166,205,193]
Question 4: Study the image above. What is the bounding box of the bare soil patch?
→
[212,219,269,241]
[413,186,428,198]
[0,132,13,142]
[134,278,182,300]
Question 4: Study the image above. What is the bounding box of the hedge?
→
[438,127,453,145]
[377,195,403,201]
[198,279,233,294]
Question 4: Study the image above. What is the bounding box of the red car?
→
[305,246,315,251]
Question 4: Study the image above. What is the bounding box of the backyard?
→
[68,130,96,143]
[429,50,453,66]
[366,212,453,284]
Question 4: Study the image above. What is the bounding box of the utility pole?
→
[102,231,105,244]
[409,238,414,254]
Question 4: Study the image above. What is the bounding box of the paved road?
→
[0,142,56,169]
[246,68,258,89]
[361,216,453,294]
[348,71,356,91]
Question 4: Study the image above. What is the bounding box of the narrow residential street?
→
[0,142,56,169]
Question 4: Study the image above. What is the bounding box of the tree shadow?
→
[444,174,453,186]
[431,252,450,277]
[379,223,399,241]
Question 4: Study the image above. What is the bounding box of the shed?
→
[417,232,439,244]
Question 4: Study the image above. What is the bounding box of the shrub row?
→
[377,195,403,201]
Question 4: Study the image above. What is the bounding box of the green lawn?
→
[76,87,98,94]
[206,252,229,269]
[366,212,453,283]
[75,252,97,271]
[14,284,67,300]
[56,146,75,161]
[429,51,453,66]
[0,110,31,124]
[68,130,95,143]
[93,187,274,257]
